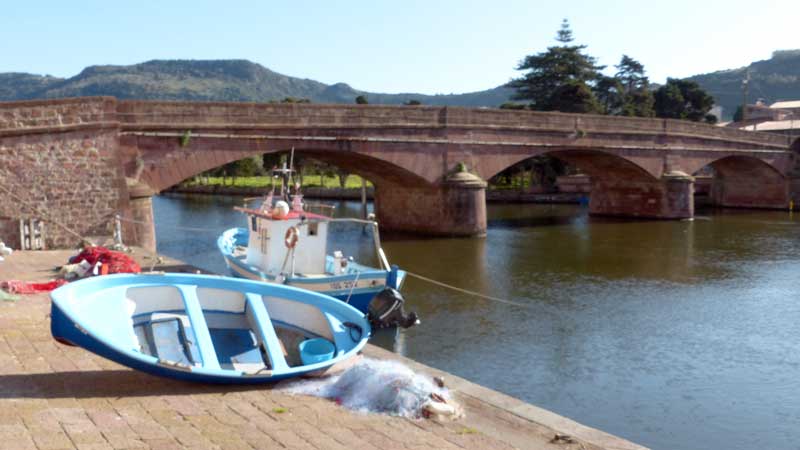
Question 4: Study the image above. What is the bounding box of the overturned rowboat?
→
[50,273,370,383]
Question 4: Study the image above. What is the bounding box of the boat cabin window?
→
[250,216,258,232]
[308,222,318,236]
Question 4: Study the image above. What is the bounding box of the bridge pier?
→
[589,172,694,219]
[374,171,487,236]
[121,179,157,253]
[791,178,800,209]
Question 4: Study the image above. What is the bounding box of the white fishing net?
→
[281,357,459,418]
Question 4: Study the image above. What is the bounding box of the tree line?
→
[504,19,716,123]
[491,19,718,191]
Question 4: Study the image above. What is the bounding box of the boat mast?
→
[271,148,295,204]
[742,68,750,122]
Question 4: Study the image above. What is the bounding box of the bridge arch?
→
[482,148,659,184]
[283,148,433,189]
[792,137,800,154]
[691,155,789,209]
[126,136,435,193]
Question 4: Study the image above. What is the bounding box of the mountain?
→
[0,59,513,107]
[4,52,798,116]
[688,50,800,120]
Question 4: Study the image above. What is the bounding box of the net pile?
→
[69,246,141,275]
[0,279,68,294]
[282,357,459,419]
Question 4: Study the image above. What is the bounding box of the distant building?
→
[726,99,800,137]
[709,106,724,122]
[738,119,800,137]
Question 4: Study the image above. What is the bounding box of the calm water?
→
[153,194,800,450]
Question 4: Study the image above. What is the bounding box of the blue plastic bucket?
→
[299,338,335,365]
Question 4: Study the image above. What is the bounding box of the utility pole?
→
[742,68,750,122]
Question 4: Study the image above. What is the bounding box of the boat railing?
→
[304,202,336,216]
[316,218,391,271]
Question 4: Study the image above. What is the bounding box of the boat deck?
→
[0,249,647,450]
[229,244,379,278]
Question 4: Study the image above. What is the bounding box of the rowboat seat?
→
[134,318,195,366]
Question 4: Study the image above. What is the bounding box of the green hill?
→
[4,53,798,116]
[688,50,800,119]
[0,59,513,107]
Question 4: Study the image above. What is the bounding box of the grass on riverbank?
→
[183,174,531,191]
[184,175,373,189]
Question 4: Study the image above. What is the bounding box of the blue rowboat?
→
[217,194,419,329]
[50,273,370,383]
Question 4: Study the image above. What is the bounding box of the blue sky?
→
[2,0,797,94]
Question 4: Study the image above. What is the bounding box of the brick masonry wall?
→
[0,97,116,132]
[0,129,126,249]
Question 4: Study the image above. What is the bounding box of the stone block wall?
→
[556,174,592,193]
[0,97,116,131]
[0,129,126,249]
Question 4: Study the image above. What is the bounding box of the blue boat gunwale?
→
[50,273,371,381]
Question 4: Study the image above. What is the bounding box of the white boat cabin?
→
[239,194,344,277]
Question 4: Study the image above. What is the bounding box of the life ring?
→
[284,226,299,248]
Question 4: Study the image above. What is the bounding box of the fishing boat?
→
[50,273,370,383]
[217,163,418,329]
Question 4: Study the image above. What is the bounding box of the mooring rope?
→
[0,183,538,309]
[344,269,361,304]
[120,212,533,309]
[0,182,96,242]
[404,271,534,309]
[116,216,221,233]
[0,181,168,272]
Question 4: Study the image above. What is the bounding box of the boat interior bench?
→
[125,285,339,373]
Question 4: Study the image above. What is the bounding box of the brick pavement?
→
[0,250,647,450]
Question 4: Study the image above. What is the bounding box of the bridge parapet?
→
[0,97,117,135]
[116,100,447,129]
[115,100,789,150]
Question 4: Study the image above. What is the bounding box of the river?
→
[153,193,800,450]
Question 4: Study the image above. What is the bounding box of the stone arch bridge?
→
[1,97,798,251]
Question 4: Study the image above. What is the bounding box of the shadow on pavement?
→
[0,370,270,399]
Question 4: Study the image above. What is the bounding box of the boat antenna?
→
[288,147,296,187]
[742,68,750,122]
[270,148,295,204]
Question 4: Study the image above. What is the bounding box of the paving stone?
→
[354,429,408,450]
[31,429,74,450]
[73,443,114,450]
[141,438,183,450]
[259,428,315,450]
[0,440,37,450]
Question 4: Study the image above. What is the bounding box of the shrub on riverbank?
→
[183,175,372,189]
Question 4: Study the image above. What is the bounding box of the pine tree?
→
[614,55,655,117]
[654,78,716,123]
[507,19,603,113]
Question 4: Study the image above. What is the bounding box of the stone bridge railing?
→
[0,97,117,136]
[115,100,791,150]
[0,97,791,152]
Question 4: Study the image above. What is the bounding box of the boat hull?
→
[217,228,405,313]
[50,273,370,384]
